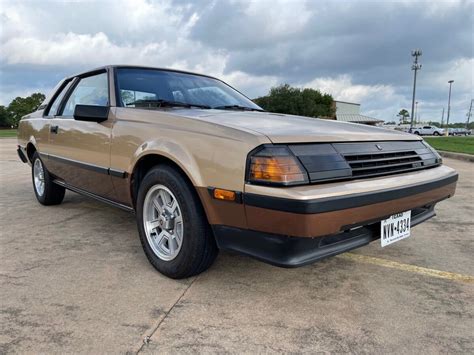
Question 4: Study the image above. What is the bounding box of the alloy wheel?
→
[33,158,45,196]
[143,184,184,261]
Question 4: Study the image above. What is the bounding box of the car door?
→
[39,79,74,173]
[47,70,116,199]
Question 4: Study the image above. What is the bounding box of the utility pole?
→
[410,49,422,132]
[467,99,473,130]
[414,101,419,125]
[441,107,444,127]
[445,80,454,136]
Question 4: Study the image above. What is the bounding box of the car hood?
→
[181,110,419,143]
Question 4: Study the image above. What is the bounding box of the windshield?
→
[115,68,262,110]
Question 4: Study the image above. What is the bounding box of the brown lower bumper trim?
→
[245,182,456,237]
[244,173,458,214]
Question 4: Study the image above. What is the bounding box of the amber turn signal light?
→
[247,146,308,186]
[213,188,237,201]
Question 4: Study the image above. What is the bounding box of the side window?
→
[423,126,431,129]
[61,73,108,116]
[45,81,72,117]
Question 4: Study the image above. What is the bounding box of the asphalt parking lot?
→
[1,138,473,354]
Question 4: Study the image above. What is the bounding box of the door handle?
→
[50,125,58,134]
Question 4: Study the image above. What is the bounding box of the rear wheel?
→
[31,152,65,205]
[414,131,420,135]
[136,165,218,279]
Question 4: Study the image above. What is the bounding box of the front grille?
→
[344,150,424,178]
[288,141,441,183]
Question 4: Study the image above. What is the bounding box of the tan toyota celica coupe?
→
[17,65,458,279]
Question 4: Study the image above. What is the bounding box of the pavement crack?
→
[135,275,200,354]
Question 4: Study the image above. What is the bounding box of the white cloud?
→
[0,0,471,123]
[303,74,397,103]
[0,30,228,73]
[220,71,280,98]
[302,74,409,121]
[427,57,473,93]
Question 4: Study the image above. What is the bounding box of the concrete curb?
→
[439,150,474,163]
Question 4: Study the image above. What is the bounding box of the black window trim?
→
[56,69,111,118]
[43,79,74,118]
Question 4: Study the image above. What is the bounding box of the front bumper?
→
[213,205,436,267]
[243,167,458,238]
[208,168,458,267]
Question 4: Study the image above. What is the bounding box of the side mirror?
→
[73,104,109,123]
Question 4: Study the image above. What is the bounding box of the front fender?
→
[130,137,204,187]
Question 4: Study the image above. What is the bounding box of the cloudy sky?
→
[0,0,472,122]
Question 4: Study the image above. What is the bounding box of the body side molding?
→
[40,152,128,178]
[53,179,134,212]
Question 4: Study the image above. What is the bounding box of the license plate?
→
[381,210,411,247]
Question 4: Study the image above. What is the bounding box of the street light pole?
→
[441,107,444,127]
[445,80,454,136]
[410,49,422,132]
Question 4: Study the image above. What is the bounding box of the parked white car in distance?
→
[450,128,471,136]
[411,126,445,136]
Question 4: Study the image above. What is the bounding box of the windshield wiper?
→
[126,99,211,109]
[213,105,264,112]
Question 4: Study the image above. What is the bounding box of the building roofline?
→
[336,113,384,123]
[334,100,361,106]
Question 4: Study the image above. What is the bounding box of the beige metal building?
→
[334,101,383,126]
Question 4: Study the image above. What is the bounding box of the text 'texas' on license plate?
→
[381,210,411,247]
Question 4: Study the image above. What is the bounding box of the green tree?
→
[253,84,334,118]
[7,93,46,127]
[397,109,410,124]
[0,105,13,127]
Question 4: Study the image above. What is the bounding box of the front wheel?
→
[136,165,218,279]
[433,131,440,136]
[31,152,65,205]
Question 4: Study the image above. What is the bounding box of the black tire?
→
[414,131,420,135]
[434,131,440,136]
[31,152,65,205]
[136,165,218,279]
